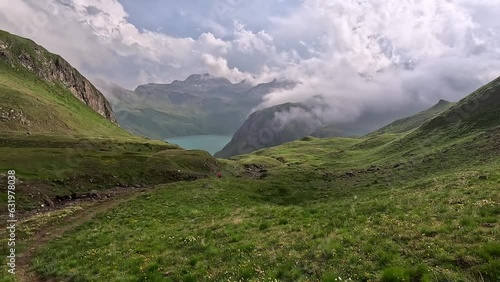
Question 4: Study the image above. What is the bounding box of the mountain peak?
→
[184,73,232,85]
[437,99,451,105]
[185,73,212,81]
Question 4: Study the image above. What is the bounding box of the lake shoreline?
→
[166,135,233,155]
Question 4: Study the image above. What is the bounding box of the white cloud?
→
[0,0,499,130]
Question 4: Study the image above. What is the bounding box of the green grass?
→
[27,124,500,281]
[0,134,220,211]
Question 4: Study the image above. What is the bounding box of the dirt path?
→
[15,188,152,282]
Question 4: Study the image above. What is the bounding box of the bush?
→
[259,222,270,230]
[381,265,430,282]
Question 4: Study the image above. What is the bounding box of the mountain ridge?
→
[0,29,116,124]
[109,74,297,139]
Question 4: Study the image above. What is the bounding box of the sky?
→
[0,0,499,127]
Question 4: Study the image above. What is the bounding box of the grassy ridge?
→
[0,135,221,211]
[371,100,454,135]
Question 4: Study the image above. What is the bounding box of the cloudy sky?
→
[0,0,499,126]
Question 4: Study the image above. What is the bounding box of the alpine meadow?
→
[0,1,500,282]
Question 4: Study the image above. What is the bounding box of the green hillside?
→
[0,63,129,137]
[421,76,500,132]
[18,76,500,281]
[371,100,454,135]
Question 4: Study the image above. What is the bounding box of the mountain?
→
[106,75,296,139]
[0,30,116,126]
[215,98,464,159]
[369,99,455,135]
[214,103,316,158]
[0,29,218,211]
[0,30,124,137]
[420,76,500,132]
[310,100,454,138]
[32,75,500,281]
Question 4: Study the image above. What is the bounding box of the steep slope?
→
[370,99,455,135]
[0,29,115,124]
[215,103,316,158]
[108,74,296,139]
[420,76,500,132]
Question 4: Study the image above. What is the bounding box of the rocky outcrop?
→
[0,29,116,123]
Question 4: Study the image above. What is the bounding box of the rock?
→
[89,190,101,199]
[367,165,381,172]
[42,195,55,207]
[478,175,488,180]
[345,171,355,177]
[163,271,173,277]
[393,163,402,168]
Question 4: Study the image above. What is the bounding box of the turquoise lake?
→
[166,135,233,155]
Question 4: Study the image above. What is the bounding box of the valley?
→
[166,135,233,156]
[0,8,499,282]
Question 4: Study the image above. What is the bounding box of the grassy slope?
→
[371,100,454,135]
[0,63,128,137]
[27,79,500,281]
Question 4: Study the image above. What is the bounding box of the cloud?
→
[0,0,499,132]
[256,0,500,130]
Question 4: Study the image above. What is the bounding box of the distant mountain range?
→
[99,74,296,140]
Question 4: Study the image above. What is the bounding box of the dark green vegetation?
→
[0,135,218,210]
[104,75,296,139]
[27,76,500,281]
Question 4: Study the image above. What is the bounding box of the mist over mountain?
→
[1,1,498,135]
[97,74,297,140]
[215,98,459,158]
